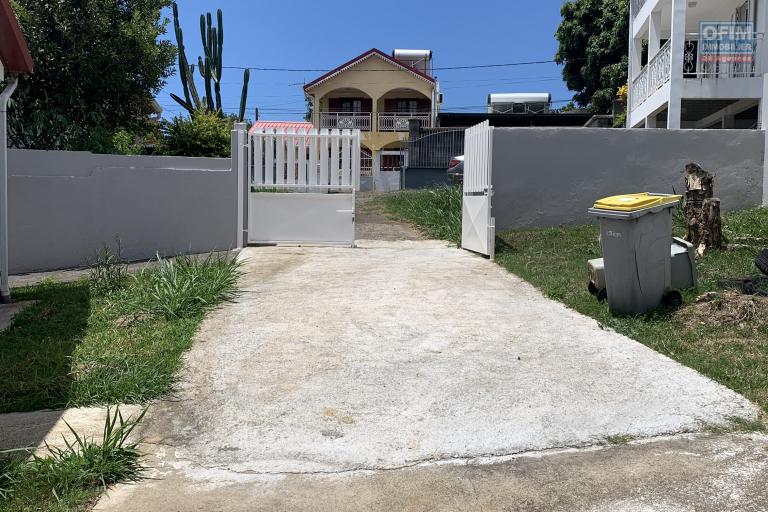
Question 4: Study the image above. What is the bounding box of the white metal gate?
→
[461,121,495,259]
[246,127,360,246]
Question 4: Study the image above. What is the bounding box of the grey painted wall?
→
[490,128,765,230]
[9,150,237,274]
[403,168,449,189]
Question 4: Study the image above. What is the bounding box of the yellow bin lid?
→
[593,193,681,212]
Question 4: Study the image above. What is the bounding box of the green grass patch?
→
[0,408,145,512]
[381,186,463,243]
[0,253,242,414]
[382,188,768,414]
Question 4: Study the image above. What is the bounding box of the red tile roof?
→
[303,48,435,92]
[249,121,313,134]
[0,0,33,74]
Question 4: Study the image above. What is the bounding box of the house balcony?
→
[319,112,373,131]
[631,40,673,110]
[318,111,432,132]
[631,33,764,111]
[377,112,432,131]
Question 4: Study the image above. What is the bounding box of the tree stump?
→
[683,162,725,252]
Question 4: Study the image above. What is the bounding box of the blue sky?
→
[159,0,572,121]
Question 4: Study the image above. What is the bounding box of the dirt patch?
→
[355,193,425,241]
[679,291,768,328]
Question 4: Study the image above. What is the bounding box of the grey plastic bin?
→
[588,194,680,315]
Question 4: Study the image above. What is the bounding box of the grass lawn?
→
[0,253,241,414]
[1,253,241,511]
[382,187,768,415]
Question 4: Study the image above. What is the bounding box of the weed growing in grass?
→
[130,252,242,320]
[0,407,145,512]
[89,239,129,296]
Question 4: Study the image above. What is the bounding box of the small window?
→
[396,100,419,113]
[341,99,363,112]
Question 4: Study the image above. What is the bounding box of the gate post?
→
[232,122,248,248]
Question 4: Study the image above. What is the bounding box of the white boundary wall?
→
[9,150,238,274]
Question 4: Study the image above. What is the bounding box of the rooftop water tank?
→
[392,49,433,75]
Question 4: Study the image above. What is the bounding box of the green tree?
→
[555,0,629,113]
[7,0,176,150]
[304,96,313,122]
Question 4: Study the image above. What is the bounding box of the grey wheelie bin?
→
[588,193,681,315]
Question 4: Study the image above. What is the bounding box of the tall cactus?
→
[170,2,249,121]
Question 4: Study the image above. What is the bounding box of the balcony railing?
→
[631,33,765,111]
[631,39,672,110]
[319,112,372,131]
[378,112,432,131]
[683,32,763,79]
[318,112,432,132]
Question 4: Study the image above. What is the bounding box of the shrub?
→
[131,252,242,320]
[613,110,627,128]
[162,110,234,157]
[111,130,142,155]
[89,239,129,296]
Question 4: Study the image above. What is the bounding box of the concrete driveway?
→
[96,238,764,511]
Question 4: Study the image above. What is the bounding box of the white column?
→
[649,9,662,59]
[631,36,644,80]
[645,114,658,128]
[667,0,687,129]
[231,122,248,248]
[0,77,18,303]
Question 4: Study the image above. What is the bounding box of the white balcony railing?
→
[631,39,672,111]
[683,32,763,79]
[319,112,372,131]
[377,112,431,131]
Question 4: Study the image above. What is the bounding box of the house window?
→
[396,100,419,113]
[341,99,363,112]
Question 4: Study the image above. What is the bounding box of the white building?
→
[628,0,767,129]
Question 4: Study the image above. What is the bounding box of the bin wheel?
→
[588,282,598,296]
[663,290,683,309]
[597,289,608,303]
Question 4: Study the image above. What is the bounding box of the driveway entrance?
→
[96,233,760,511]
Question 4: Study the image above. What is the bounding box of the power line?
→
[221,58,579,73]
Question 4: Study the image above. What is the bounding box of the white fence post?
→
[232,122,248,248]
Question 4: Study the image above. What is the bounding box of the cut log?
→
[701,197,725,251]
[682,162,725,252]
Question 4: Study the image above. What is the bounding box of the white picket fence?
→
[249,128,361,190]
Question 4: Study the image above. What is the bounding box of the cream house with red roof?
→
[304,48,441,180]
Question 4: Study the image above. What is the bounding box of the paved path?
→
[96,238,764,511]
